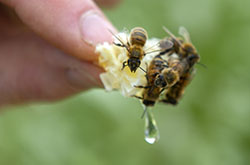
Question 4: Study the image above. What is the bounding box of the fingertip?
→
[79,10,116,46]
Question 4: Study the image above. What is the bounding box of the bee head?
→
[154,74,167,88]
[187,53,200,67]
[127,58,141,72]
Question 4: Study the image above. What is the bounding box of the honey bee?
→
[111,27,169,73]
[154,27,198,90]
[159,27,200,105]
[109,27,148,72]
[132,55,169,107]
[162,26,200,63]
[154,57,188,89]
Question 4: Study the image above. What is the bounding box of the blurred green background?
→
[1,0,250,164]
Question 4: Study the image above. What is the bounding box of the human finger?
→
[0,0,116,62]
[0,30,103,106]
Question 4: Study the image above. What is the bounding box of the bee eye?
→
[136,59,141,66]
[155,79,160,86]
[127,59,131,65]
[155,75,167,87]
[187,54,199,66]
[189,54,199,61]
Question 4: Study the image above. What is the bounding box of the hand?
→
[0,0,119,106]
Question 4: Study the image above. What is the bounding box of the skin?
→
[0,0,120,106]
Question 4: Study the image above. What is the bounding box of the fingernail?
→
[80,11,115,45]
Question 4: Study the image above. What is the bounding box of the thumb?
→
[1,0,116,61]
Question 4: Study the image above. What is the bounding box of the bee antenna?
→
[141,106,148,119]
[107,29,118,38]
[107,29,130,53]
[139,66,147,73]
[197,62,207,69]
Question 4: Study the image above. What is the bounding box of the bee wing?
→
[122,28,130,42]
[178,26,192,43]
[144,41,160,52]
[159,38,174,50]
[145,38,174,56]
[163,26,177,39]
[162,26,183,47]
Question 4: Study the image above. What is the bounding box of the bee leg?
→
[159,88,166,94]
[162,64,169,68]
[131,95,143,100]
[121,61,127,70]
[152,72,159,77]
[145,62,149,71]
[148,86,155,95]
[159,47,173,55]
[160,99,167,103]
[144,62,149,81]
[126,37,130,47]
[160,98,178,105]
[134,85,151,89]
[139,66,147,73]
[145,75,149,81]
[113,42,126,48]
